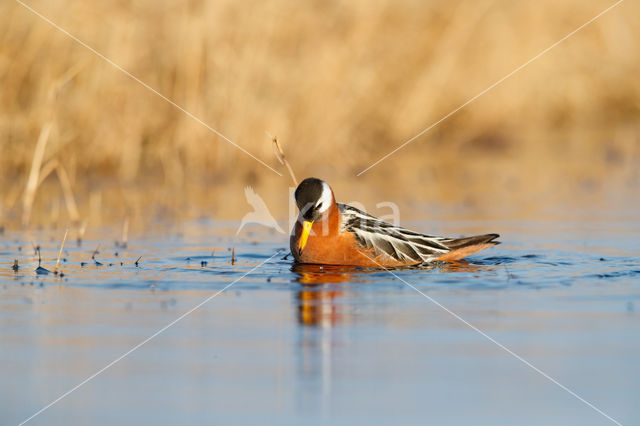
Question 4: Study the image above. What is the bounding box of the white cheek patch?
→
[315,182,333,213]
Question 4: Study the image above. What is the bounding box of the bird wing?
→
[338,204,450,263]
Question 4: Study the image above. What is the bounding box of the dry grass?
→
[1,0,639,229]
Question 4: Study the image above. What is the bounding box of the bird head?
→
[294,177,334,254]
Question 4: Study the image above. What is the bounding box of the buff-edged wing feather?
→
[339,204,450,263]
[436,233,500,261]
[339,204,500,264]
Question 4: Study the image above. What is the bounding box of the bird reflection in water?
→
[290,261,489,414]
[292,261,488,327]
[293,263,359,328]
[291,263,361,413]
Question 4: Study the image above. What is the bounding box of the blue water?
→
[1,216,638,425]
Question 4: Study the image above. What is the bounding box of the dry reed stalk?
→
[36,159,58,186]
[19,63,85,228]
[54,228,69,274]
[22,121,53,226]
[231,248,235,265]
[54,163,80,223]
[269,133,298,186]
[37,159,80,224]
[48,60,87,98]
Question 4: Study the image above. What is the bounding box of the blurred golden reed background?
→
[1,0,638,230]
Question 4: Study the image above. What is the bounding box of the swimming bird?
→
[290,178,499,267]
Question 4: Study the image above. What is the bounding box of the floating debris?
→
[134,256,142,267]
[36,266,50,275]
[12,260,19,272]
[91,244,100,260]
[231,248,235,265]
[90,244,106,266]
[34,246,50,274]
[201,261,208,267]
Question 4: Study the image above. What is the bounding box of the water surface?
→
[1,215,639,425]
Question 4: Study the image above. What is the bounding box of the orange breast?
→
[290,205,418,267]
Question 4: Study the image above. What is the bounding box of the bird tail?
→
[437,233,500,262]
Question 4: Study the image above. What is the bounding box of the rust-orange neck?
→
[312,200,340,237]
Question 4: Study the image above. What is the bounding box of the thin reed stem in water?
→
[55,228,69,274]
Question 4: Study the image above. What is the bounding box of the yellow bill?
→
[297,220,314,255]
